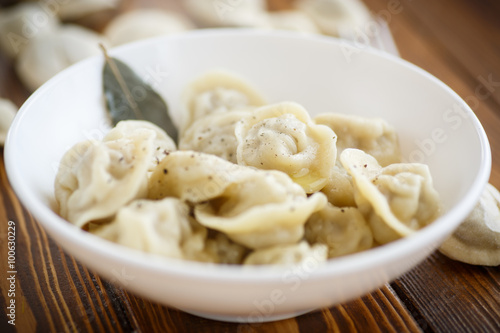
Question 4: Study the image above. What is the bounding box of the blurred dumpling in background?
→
[55,0,121,21]
[15,24,107,91]
[295,0,372,36]
[0,2,59,58]
[0,98,17,146]
[104,9,195,46]
[183,0,270,28]
[266,10,320,34]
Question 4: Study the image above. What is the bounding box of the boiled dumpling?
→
[183,0,269,28]
[148,151,245,203]
[439,183,500,266]
[295,0,372,37]
[91,198,205,260]
[340,149,442,244]
[16,24,107,91]
[56,0,121,20]
[104,120,176,171]
[148,150,327,249]
[179,110,251,163]
[236,102,337,193]
[267,10,320,34]
[305,203,373,258]
[104,9,194,46]
[181,70,266,134]
[194,168,327,249]
[315,112,401,167]
[243,241,328,265]
[0,2,59,58]
[55,127,155,228]
[0,98,17,146]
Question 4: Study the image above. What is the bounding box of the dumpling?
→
[90,198,205,260]
[194,169,327,249]
[104,9,194,46]
[267,10,320,34]
[0,98,17,146]
[148,150,327,249]
[104,120,176,171]
[55,127,155,228]
[148,151,245,203]
[314,113,401,167]
[183,0,269,28]
[305,203,373,258]
[439,183,500,266]
[340,149,442,244]
[243,241,328,265]
[235,102,337,193]
[321,165,356,207]
[55,0,121,20]
[16,24,107,92]
[181,70,266,133]
[295,0,372,37]
[0,2,59,58]
[179,110,250,163]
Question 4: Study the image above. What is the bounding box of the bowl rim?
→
[4,29,492,282]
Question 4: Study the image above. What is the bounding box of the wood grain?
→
[1,0,499,332]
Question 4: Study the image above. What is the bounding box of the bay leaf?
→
[101,47,178,144]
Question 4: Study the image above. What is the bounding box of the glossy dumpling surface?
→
[195,169,327,249]
[236,102,337,193]
[149,150,327,249]
[148,151,246,203]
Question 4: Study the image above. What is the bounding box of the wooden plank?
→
[112,284,421,332]
[391,252,500,333]
[401,0,500,108]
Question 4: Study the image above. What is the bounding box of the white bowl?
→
[5,30,491,323]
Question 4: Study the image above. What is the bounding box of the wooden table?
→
[1,0,499,332]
